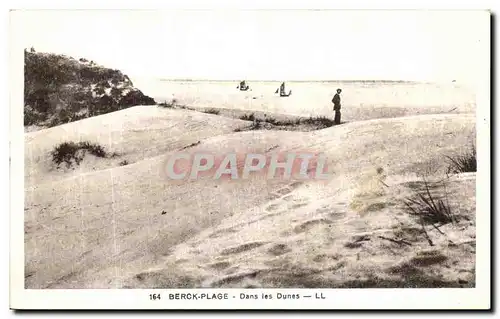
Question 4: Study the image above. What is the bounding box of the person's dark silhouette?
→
[238,81,249,91]
[332,88,342,124]
[276,82,291,97]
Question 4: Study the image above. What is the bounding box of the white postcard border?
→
[9,7,492,310]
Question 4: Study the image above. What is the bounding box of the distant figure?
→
[238,80,250,91]
[332,88,342,124]
[276,82,292,97]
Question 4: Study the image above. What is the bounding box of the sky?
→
[12,10,489,82]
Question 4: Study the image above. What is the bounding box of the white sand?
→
[24,81,476,288]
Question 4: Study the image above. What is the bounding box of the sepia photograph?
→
[10,7,491,310]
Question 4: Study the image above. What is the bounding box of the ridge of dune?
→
[26,108,473,187]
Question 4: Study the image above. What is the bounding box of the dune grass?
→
[446,144,477,174]
[403,178,456,246]
[404,184,455,226]
[51,141,109,168]
[239,113,256,121]
[300,116,335,127]
[203,108,221,115]
[235,114,335,132]
[119,160,129,166]
[157,98,177,108]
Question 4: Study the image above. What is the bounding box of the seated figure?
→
[277,82,292,97]
[238,81,250,91]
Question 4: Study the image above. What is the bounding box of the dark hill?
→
[24,50,156,129]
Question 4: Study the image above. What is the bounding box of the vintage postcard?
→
[10,8,491,310]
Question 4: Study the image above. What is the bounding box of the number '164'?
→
[150,294,161,300]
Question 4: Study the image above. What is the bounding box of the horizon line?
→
[156,78,441,83]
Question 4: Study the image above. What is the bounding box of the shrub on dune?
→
[158,98,177,108]
[240,113,256,121]
[203,108,220,115]
[51,141,109,168]
[301,116,335,127]
[119,160,129,166]
[78,141,107,158]
[265,117,279,125]
[404,187,455,226]
[403,178,456,246]
[446,144,477,174]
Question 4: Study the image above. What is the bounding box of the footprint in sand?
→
[344,242,364,249]
[293,218,333,234]
[328,212,347,221]
[315,206,330,214]
[276,187,292,196]
[210,270,262,287]
[294,196,310,203]
[175,258,190,265]
[265,203,280,212]
[267,181,305,201]
[267,243,291,256]
[388,250,448,277]
[290,181,304,188]
[409,250,448,267]
[267,193,281,201]
[314,206,347,221]
[284,195,311,204]
[220,241,268,256]
[290,202,309,209]
[313,253,341,263]
[133,271,198,288]
[209,228,239,239]
[207,261,232,270]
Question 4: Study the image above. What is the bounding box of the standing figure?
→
[332,88,342,124]
[279,82,286,96]
[238,80,249,91]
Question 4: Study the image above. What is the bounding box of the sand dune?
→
[25,97,476,288]
[25,106,249,186]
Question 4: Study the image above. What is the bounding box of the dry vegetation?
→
[50,141,117,168]
[24,49,156,129]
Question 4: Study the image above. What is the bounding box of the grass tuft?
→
[403,178,456,246]
[203,108,220,115]
[157,98,177,108]
[51,141,109,168]
[446,144,477,174]
[404,179,456,226]
[119,160,129,166]
[300,116,335,127]
[240,113,256,121]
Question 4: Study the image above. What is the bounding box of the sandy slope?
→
[25,106,249,186]
[24,104,476,288]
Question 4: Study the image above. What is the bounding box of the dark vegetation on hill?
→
[50,140,119,169]
[234,113,336,132]
[24,49,156,128]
